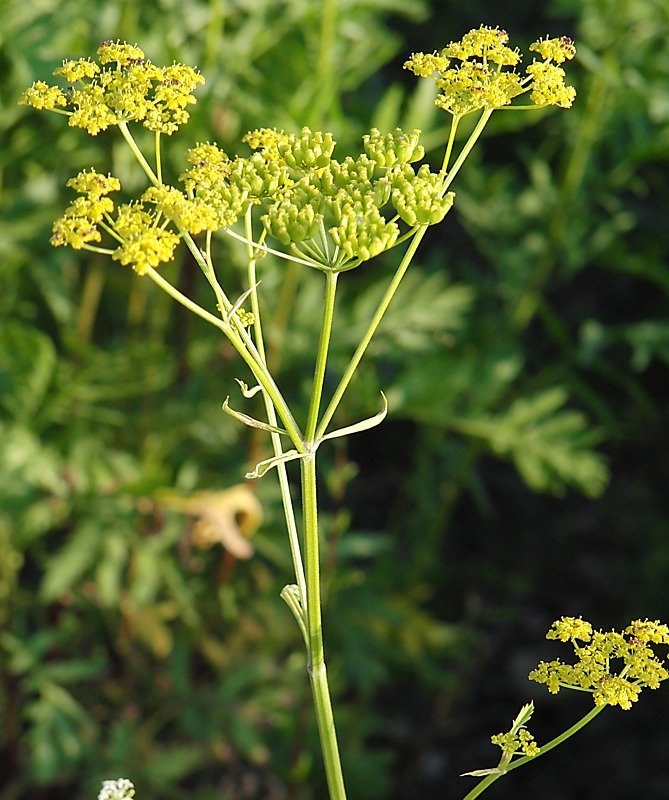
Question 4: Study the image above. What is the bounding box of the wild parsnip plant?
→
[23,25,650,800]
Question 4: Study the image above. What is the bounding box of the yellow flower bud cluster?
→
[262,193,324,246]
[20,41,204,135]
[404,25,576,116]
[177,125,455,271]
[248,127,457,269]
[276,129,336,170]
[363,128,425,167]
[328,195,399,264]
[529,616,669,710]
[391,165,454,226]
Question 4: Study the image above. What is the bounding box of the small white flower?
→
[98,779,136,800]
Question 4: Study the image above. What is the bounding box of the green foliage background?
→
[2,0,669,798]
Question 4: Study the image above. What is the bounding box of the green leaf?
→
[461,767,505,777]
[391,346,524,420]
[0,320,57,423]
[136,745,205,785]
[39,521,103,602]
[95,533,130,607]
[622,320,669,371]
[450,388,609,497]
[510,701,535,732]
[322,392,387,441]
[26,681,97,781]
[222,396,289,435]
[245,449,306,479]
[351,270,474,353]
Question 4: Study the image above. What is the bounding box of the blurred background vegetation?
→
[2,0,669,798]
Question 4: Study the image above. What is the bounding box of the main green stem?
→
[301,454,347,800]
[299,114,496,797]
[299,269,347,798]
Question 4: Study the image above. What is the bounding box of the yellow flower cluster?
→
[525,61,576,108]
[111,203,181,275]
[180,142,231,192]
[404,25,576,116]
[51,168,193,274]
[20,81,68,111]
[142,186,219,234]
[484,702,540,772]
[529,617,669,710]
[50,168,120,249]
[491,727,540,759]
[530,35,577,64]
[19,41,204,135]
[443,25,521,66]
[545,614,594,642]
[242,128,293,161]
